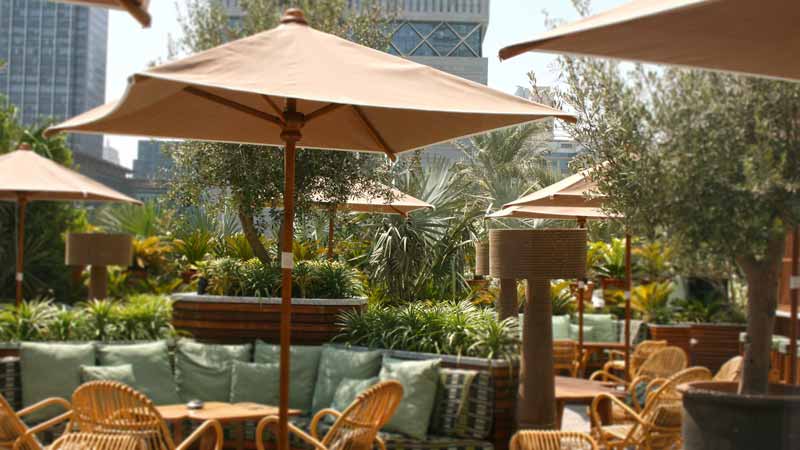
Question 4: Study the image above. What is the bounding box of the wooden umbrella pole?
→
[278,98,302,450]
[624,233,632,381]
[15,196,27,306]
[791,226,799,385]
[577,218,587,364]
[327,205,336,260]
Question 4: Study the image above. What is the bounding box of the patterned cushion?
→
[428,368,493,440]
[380,432,494,450]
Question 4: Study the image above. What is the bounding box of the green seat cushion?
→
[583,314,618,342]
[20,342,95,420]
[569,324,594,341]
[429,368,493,440]
[379,357,441,440]
[97,341,180,405]
[312,346,382,414]
[255,342,322,413]
[230,361,280,404]
[552,315,571,340]
[175,340,252,402]
[80,364,137,385]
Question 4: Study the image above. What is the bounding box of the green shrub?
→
[335,301,519,360]
[202,257,364,299]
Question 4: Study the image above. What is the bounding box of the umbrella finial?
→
[17,143,32,151]
[281,8,307,25]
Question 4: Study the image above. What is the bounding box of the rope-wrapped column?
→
[490,229,586,430]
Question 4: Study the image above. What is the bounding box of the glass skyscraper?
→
[0,0,108,159]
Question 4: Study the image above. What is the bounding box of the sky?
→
[104,0,622,168]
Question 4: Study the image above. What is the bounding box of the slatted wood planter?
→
[648,324,691,358]
[171,293,367,345]
[689,323,746,373]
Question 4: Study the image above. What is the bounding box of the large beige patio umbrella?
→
[499,0,800,81]
[46,9,574,446]
[53,0,151,27]
[313,185,433,259]
[490,168,634,376]
[0,144,141,305]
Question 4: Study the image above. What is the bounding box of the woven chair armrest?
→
[310,409,341,440]
[591,394,647,435]
[589,370,626,385]
[375,435,387,450]
[175,419,223,450]
[17,397,70,417]
[627,375,655,410]
[257,416,327,450]
[13,411,73,450]
[606,350,626,360]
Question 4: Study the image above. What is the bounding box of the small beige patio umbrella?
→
[313,184,433,259]
[0,144,142,305]
[499,0,800,81]
[490,168,635,376]
[46,9,574,448]
[53,0,151,27]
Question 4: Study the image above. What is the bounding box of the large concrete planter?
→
[170,293,366,345]
[681,381,800,450]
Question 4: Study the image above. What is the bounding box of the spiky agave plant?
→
[0,299,58,341]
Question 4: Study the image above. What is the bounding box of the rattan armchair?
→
[256,381,403,450]
[70,381,223,450]
[714,356,743,382]
[603,340,667,379]
[553,340,582,377]
[0,391,71,450]
[511,430,598,450]
[591,367,711,450]
[50,433,144,450]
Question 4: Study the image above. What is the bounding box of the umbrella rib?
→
[184,87,284,128]
[261,95,286,123]
[306,103,345,123]
[351,105,396,161]
[116,0,151,27]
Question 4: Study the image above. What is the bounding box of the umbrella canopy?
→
[488,204,612,220]
[0,148,141,203]
[504,167,603,209]
[315,184,433,216]
[45,9,574,450]
[0,144,141,305]
[498,0,800,81]
[53,0,151,27]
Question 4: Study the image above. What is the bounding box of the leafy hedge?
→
[203,258,363,299]
[0,295,176,342]
[336,301,519,361]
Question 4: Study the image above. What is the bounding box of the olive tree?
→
[167,0,395,262]
[558,53,800,394]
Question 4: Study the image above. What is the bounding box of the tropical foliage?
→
[336,301,519,360]
[0,296,176,342]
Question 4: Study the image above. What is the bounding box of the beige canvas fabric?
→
[46,15,574,154]
[504,167,603,209]
[0,148,141,204]
[53,0,151,27]
[488,205,613,220]
[315,185,432,216]
[499,0,800,81]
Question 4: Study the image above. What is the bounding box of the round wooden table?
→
[555,376,627,429]
[157,402,301,450]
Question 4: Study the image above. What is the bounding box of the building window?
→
[390,21,481,57]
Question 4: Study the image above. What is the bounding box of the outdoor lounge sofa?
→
[5,340,506,450]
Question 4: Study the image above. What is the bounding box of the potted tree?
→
[561,57,800,448]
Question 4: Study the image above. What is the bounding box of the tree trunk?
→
[737,233,787,395]
[237,208,272,264]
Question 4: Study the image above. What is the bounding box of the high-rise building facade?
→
[223,0,490,161]
[0,0,108,159]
